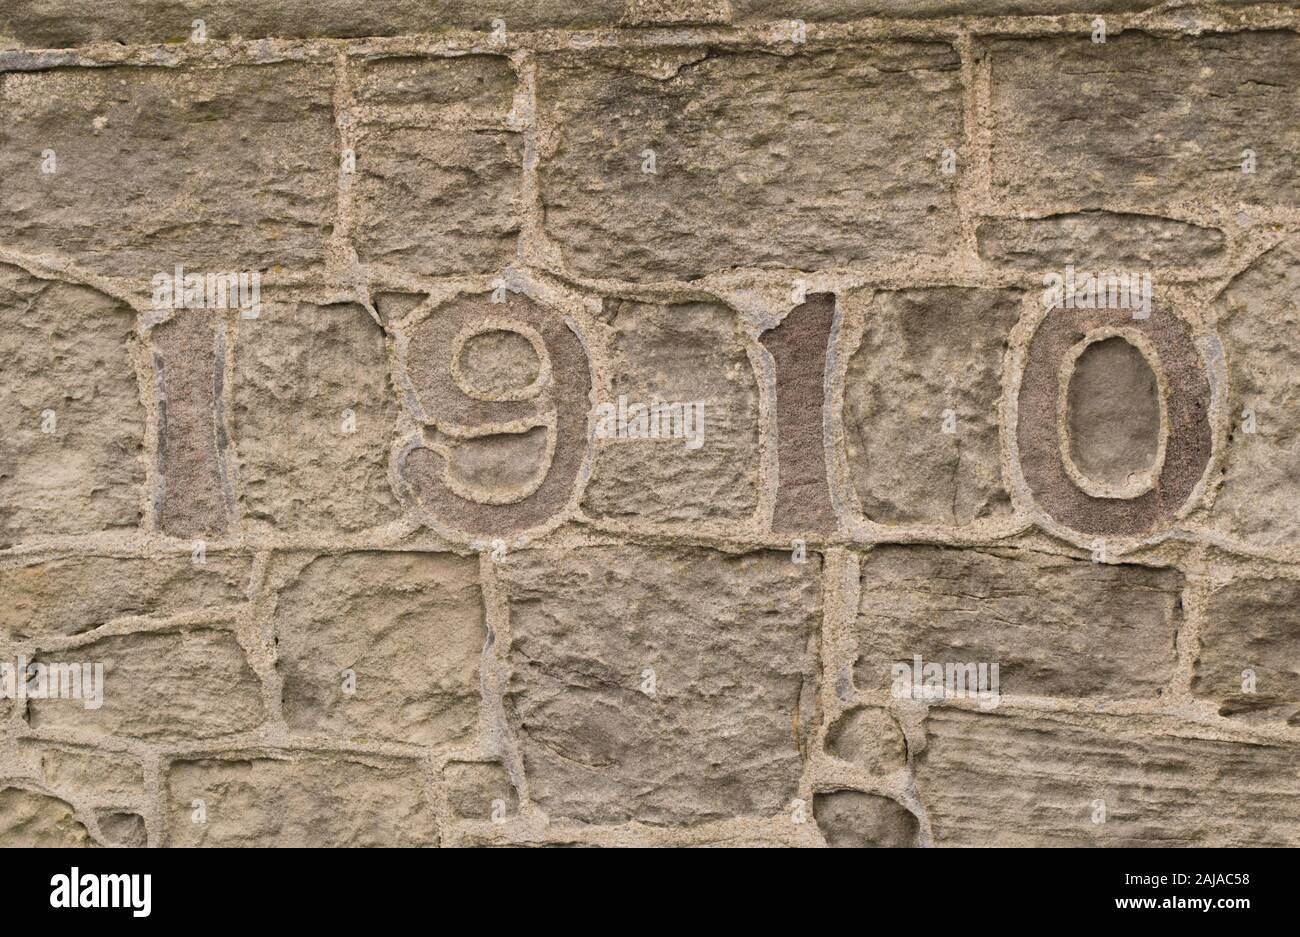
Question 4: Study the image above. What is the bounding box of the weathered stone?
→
[0,786,95,847]
[1209,238,1300,546]
[96,810,146,846]
[0,65,336,279]
[353,56,522,278]
[976,213,1226,271]
[537,44,962,282]
[0,266,144,545]
[443,761,518,820]
[623,0,730,25]
[154,311,233,538]
[0,1,623,47]
[731,0,1232,19]
[583,299,760,524]
[853,546,1182,700]
[165,755,438,847]
[274,551,485,747]
[28,628,264,741]
[825,706,907,775]
[762,294,839,534]
[843,288,1017,526]
[0,553,249,641]
[987,32,1300,213]
[28,746,145,804]
[501,544,821,825]
[1066,337,1161,491]
[813,791,918,848]
[232,300,399,534]
[915,708,1300,846]
[1194,577,1300,725]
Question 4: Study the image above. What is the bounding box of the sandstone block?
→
[813,790,918,847]
[976,212,1226,271]
[0,786,94,847]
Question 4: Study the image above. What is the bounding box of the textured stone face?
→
[583,299,760,524]
[0,266,144,545]
[500,544,821,825]
[537,44,962,282]
[844,288,1017,527]
[28,628,263,740]
[352,56,523,278]
[443,761,518,820]
[232,300,399,534]
[1194,577,1300,725]
[987,32,1300,213]
[273,551,485,746]
[1066,337,1161,489]
[0,787,94,848]
[853,546,1183,700]
[0,65,336,280]
[813,791,918,848]
[165,756,438,847]
[976,213,1226,270]
[0,554,249,641]
[915,709,1300,846]
[825,706,907,775]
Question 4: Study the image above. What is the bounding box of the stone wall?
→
[1,0,1298,847]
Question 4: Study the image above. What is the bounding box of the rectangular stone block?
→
[537,44,962,282]
[854,546,1182,700]
[352,55,522,278]
[0,64,336,281]
[232,299,400,534]
[0,553,250,641]
[843,288,1017,527]
[500,544,821,825]
[165,754,437,846]
[24,744,146,806]
[915,709,1300,846]
[1194,577,1300,725]
[273,551,485,747]
[28,627,264,741]
[0,266,145,545]
[987,32,1300,213]
[582,300,760,524]
[976,212,1226,271]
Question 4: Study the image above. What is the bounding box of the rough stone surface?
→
[443,761,518,820]
[0,787,94,847]
[825,706,907,775]
[976,213,1226,271]
[165,755,438,847]
[0,266,144,545]
[274,551,485,746]
[843,288,1017,526]
[0,554,249,641]
[537,44,962,282]
[583,299,760,524]
[0,65,336,279]
[853,546,1183,700]
[500,545,821,825]
[1194,577,1300,725]
[915,709,1300,846]
[232,300,399,534]
[1066,337,1161,489]
[814,791,918,847]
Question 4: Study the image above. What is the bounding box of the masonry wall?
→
[0,0,1298,847]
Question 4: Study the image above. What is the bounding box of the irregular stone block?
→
[27,745,146,805]
[274,551,485,747]
[96,810,146,847]
[1194,577,1300,725]
[443,761,518,820]
[0,64,336,279]
[232,300,399,534]
[915,709,1300,846]
[1065,336,1161,492]
[976,212,1226,271]
[813,791,918,848]
[0,787,94,847]
[537,44,962,282]
[825,706,907,775]
[0,554,250,641]
[853,546,1182,700]
[501,544,821,825]
[987,32,1300,213]
[623,0,730,25]
[353,56,522,278]
[154,311,233,538]
[28,628,264,741]
[843,288,1016,526]
[583,300,760,525]
[762,294,838,534]
[0,266,144,545]
[1209,238,1300,546]
[165,755,438,847]
[731,0,1210,19]
[0,1,623,47]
